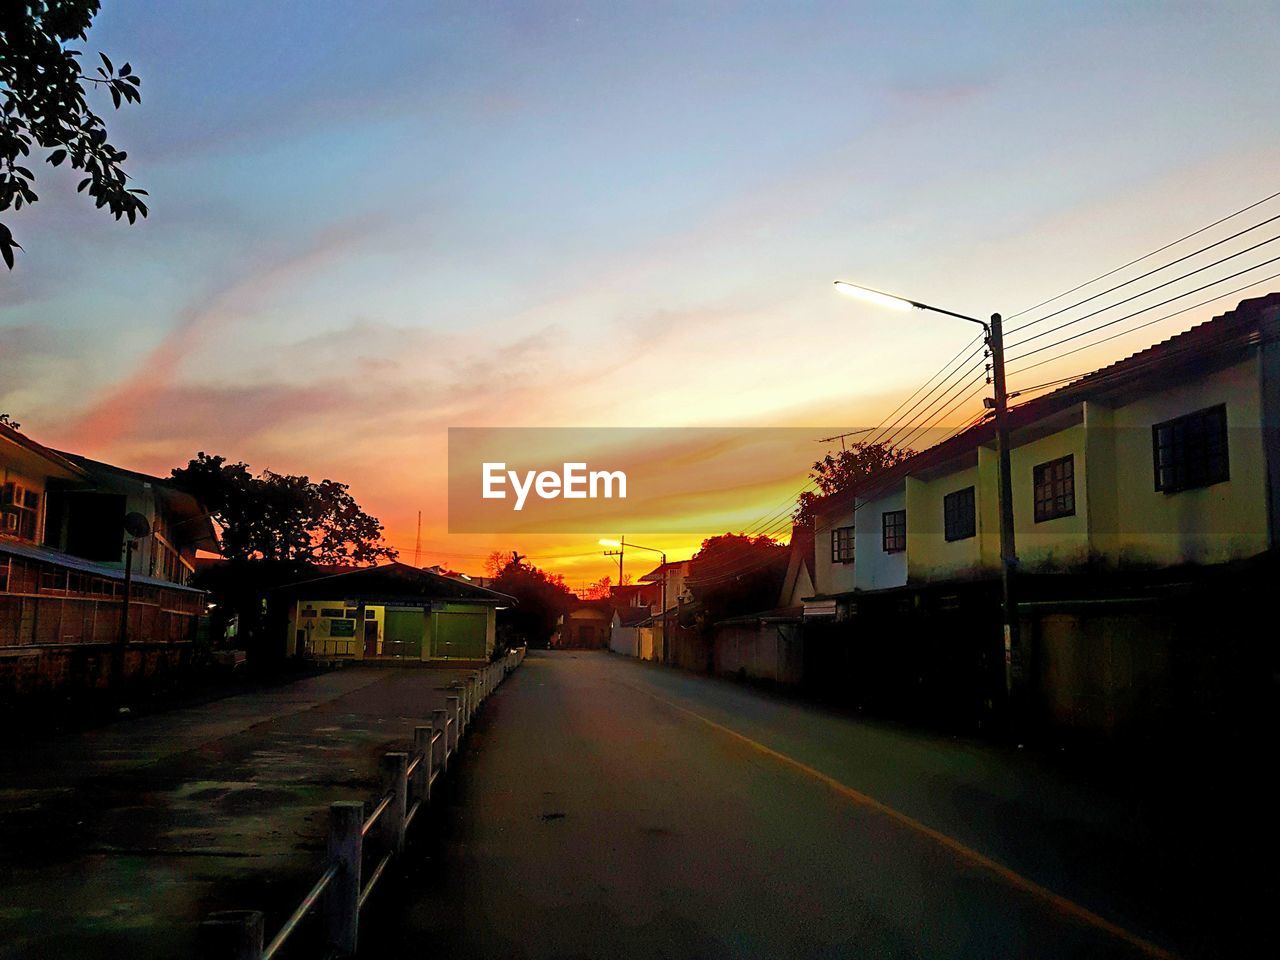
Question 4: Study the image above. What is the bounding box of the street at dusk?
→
[371,651,1266,960]
[4,3,1280,957]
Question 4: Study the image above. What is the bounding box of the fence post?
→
[433,708,448,772]
[382,751,408,856]
[447,695,460,755]
[413,726,430,804]
[199,910,263,960]
[325,801,363,955]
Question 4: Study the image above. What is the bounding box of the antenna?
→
[413,510,422,568]
[815,427,874,450]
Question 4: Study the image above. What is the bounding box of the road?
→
[373,650,1264,960]
[0,665,477,960]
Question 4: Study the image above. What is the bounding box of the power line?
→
[1008,250,1280,363]
[1005,210,1280,335]
[1007,268,1280,384]
[1005,187,1280,322]
[1005,234,1280,352]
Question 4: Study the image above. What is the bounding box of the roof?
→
[52,450,219,549]
[818,291,1280,516]
[0,422,87,480]
[0,538,206,594]
[613,606,652,627]
[639,559,688,581]
[271,561,515,604]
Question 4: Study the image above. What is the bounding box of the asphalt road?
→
[373,649,1264,960]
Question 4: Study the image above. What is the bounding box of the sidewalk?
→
[0,665,476,959]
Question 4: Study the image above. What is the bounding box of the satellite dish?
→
[123,512,152,539]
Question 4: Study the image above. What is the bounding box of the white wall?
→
[853,485,908,591]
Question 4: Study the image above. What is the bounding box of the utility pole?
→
[988,312,1021,705]
[833,281,1021,723]
[413,511,422,568]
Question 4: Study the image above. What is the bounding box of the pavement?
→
[0,664,478,960]
[371,649,1271,960]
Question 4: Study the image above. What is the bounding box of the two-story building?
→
[1,423,214,698]
[806,292,1280,736]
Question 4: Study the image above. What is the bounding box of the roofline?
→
[816,291,1280,518]
[0,423,89,479]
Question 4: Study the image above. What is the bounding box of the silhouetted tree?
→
[2,1,148,268]
[173,453,396,566]
[489,555,573,649]
[793,441,915,526]
[686,533,788,625]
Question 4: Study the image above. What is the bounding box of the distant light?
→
[598,538,621,547]
[833,281,914,312]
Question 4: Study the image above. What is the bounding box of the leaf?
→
[121,63,131,75]
[100,52,113,73]
[77,177,91,192]
[48,149,67,167]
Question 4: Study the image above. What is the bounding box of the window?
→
[882,510,906,553]
[1033,455,1076,522]
[1153,404,1229,493]
[831,526,855,563]
[943,486,976,541]
[1,482,39,541]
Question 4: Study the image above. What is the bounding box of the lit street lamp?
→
[833,280,1021,707]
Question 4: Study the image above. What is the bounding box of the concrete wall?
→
[1009,419,1091,571]
[853,485,908,591]
[1095,357,1268,565]
[713,621,803,685]
[609,621,640,657]
[906,459,997,582]
[812,507,857,596]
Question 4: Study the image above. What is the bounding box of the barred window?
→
[1153,405,1229,493]
[1033,455,1075,522]
[943,486,976,542]
[882,510,906,553]
[831,526,855,563]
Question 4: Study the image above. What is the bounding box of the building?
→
[277,562,513,663]
[635,559,690,662]
[1,423,213,697]
[554,598,613,649]
[805,292,1280,736]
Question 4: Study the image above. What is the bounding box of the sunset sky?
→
[4,2,1280,585]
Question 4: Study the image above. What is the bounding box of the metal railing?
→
[199,646,526,959]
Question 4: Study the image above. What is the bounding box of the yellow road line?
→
[624,681,1179,960]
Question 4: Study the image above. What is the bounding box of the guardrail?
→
[199,646,526,959]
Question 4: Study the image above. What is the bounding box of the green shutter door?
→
[433,611,486,659]
[383,608,424,657]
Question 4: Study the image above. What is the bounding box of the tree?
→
[0,413,20,430]
[793,441,916,526]
[2,2,148,269]
[483,550,511,578]
[172,452,397,566]
[686,533,788,625]
[488,556,574,649]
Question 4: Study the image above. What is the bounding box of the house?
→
[1,423,213,697]
[635,559,690,662]
[276,562,513,663]
[710,524,813,686]
[609,604,652,657]
[805,291,1280,736]
[554,598,613,649]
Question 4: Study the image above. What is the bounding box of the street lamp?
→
[600,538,668,661]
[833,280,1021,707]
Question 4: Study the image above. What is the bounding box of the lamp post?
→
[600,539,667,661]
[833,280,1021,709]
